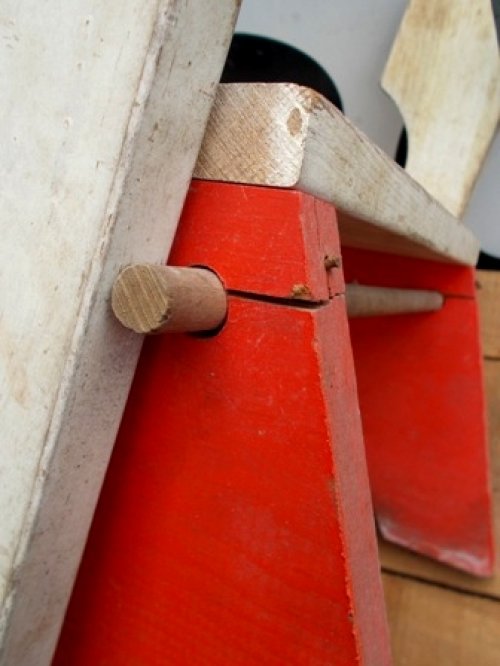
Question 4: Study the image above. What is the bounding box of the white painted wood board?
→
[382,0,500,219]
[0,1,239,664]
[195,83,480,264]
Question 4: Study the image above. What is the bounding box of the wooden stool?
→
[191,83,494,575]
[54,81,492,663]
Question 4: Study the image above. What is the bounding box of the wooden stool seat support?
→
[195,83,480,264]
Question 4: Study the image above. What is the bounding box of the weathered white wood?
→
[195,83,479,264]
[382,0,500,218]
[0,2,239,664]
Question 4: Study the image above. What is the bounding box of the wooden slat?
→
[0,2,239,664]
[383,572,500,666]
[379,269,500,597]
[477,271,500,359]
[382,0,500,218]
[195,83,480,264]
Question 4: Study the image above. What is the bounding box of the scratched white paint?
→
[0,1,239,663]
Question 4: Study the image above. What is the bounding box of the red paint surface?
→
[341,246,476,296]
[54,182,390,665]
[173,181,345,299]
[343,247,494,576]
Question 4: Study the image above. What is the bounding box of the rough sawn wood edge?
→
[195,83,480,265]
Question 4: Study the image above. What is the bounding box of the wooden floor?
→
[378,270,500,665]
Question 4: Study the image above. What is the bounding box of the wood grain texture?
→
[195,83,480,264]
[112,265,227,333]
[0,2,239,664]
[477,270,500,359]
[383,572,500,666]
[382,0,500,218]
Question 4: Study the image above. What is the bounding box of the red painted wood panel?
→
[172,181,345,300]
[341,246,476,296]
[343,247,494,576]
[54,182,390,665]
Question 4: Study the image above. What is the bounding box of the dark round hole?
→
[188,265,228,338]
[191,315,227,339]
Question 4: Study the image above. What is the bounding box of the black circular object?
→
[221,33,343,111]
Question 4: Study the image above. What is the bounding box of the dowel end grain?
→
[112,265,227,334]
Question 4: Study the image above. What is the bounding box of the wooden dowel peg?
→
[112,265,443,333]
[112,265,227,334]
[346,283,444,318]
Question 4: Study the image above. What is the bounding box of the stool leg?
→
[343,246,494,576]
[54,182,391,665]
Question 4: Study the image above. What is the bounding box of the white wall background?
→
[236,0,500,258]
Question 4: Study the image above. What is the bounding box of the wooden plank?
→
[0,2,239,664]
[477,270,500,359]
[379,356,500,597]
[382,0,500,218]
[194,83,480,264]
[383,572,500,666]
[379,269,500,596]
